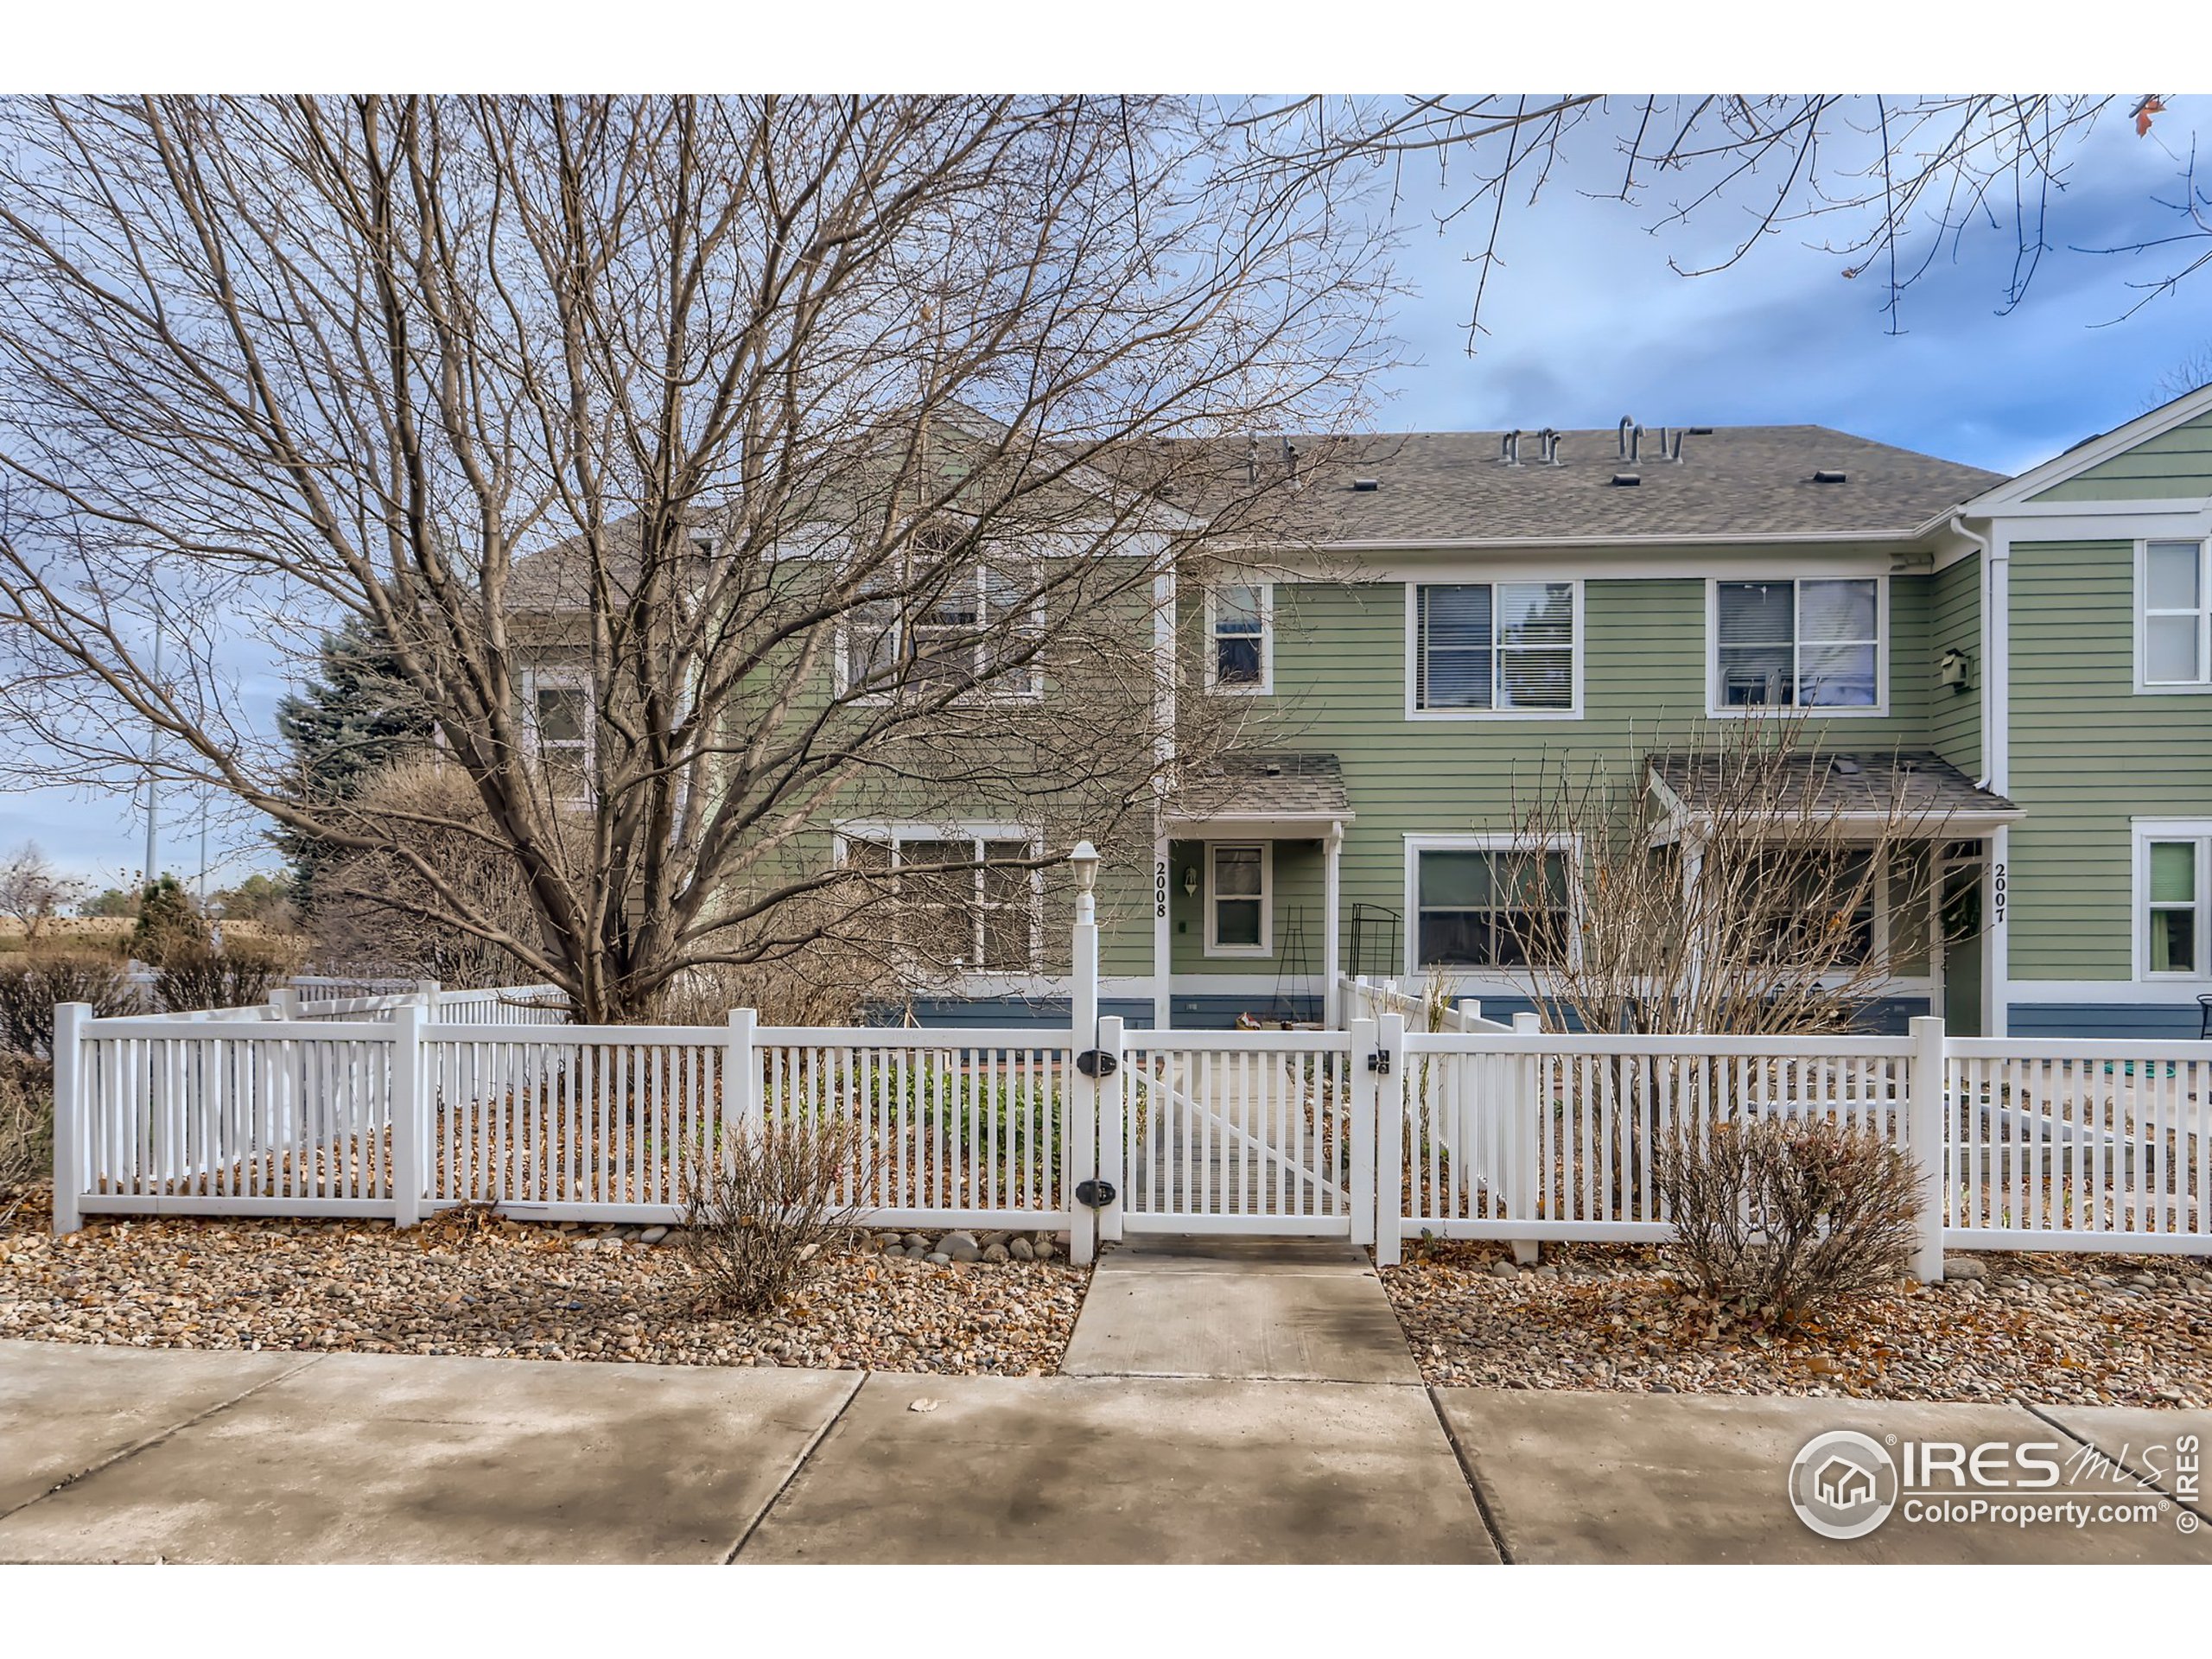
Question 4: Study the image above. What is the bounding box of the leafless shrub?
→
[1654,1115,1922,1324]
[308,760,549,989]
[0,1059,53,1227]
[679,1116,874,1314]
[0,951,137,1058]
[151,936,300,1014]
[0,842,81,944]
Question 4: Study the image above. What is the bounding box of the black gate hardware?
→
[1075,1179,1118,1208]
[1366,1050,1393,1075]
[1076,1049,1119,1077]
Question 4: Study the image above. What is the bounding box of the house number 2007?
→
[1991,861,2006,925]
[1155,860,1170,918]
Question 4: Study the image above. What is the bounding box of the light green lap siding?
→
[1928,553,1982,775]
[1161,837,1325,979]
[1154,572,1941,980]
[2029,410,2212,503]
[2005,539,2212,981]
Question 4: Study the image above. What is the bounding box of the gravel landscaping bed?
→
[0,1193,1088,1374]
[1383,1242,2212,1406]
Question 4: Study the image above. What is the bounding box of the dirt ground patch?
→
[0,1192,1088,1375]
[1383,1241,2212,1406]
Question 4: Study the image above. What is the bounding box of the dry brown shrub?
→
[1654,1115,1921,1323]
[678,1115,874,1313]
[0,1060,53,1227]
[0,951,137,1057]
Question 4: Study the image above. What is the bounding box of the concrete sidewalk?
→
[3,1326,2207,1562]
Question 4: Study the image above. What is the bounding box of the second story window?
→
[838,562,1041,702]
[1411,581,1577,715]
[2142,540,2212,689]
[525,673,593,798]
[1713,578,1882,711]
[1206,582,1272,694]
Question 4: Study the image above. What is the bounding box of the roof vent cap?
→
[1830,757,1862,777]
[1351,477,1379,492]
[1611,472,1641,487]
[1813,468,1848,484]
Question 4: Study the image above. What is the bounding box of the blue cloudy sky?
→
[4,98,2209,890]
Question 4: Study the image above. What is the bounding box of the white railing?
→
[1944,1039,2210,1251]
[47,991,2212,1274]
[53,1002,1080,1243]
[1341,975,1513,1034]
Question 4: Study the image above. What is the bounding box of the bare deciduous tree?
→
[0,96,1392,1020]
[1234,95,2196,336]
[0,842,81,944]
[1503,713,1953,1035]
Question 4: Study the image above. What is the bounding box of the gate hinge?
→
[1076,1049,1119,1077]
[1075,1178,1118,1209]
[1367,1050,1392,1075]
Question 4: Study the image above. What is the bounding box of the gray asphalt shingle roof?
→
[1169,750,1351,823]
[1261,426,2001,544]
[1649,750,2020,825]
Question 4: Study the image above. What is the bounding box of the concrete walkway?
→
[1059,1236,1421,1383]
[3,1318,2208,1562]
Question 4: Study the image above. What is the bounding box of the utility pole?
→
[143,626,160,885]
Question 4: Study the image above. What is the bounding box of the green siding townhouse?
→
[510,391,2212,1039]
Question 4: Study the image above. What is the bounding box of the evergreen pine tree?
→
[273,620,432,912]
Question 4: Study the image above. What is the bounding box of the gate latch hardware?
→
[1075,1178,1118,1209]
[1076,1049,1119,1077]
[1366,1050,1392,1076]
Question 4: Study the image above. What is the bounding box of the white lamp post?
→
[1068,838,1100,1041]
[1066,839,1103,1268]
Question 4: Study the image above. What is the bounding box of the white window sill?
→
[1406,706,1581,722]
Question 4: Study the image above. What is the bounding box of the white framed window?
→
[2138,539,2212,691]
[1709,576,1886,715]
[2134,821,2212,980]
[1404,835,1573,972]
[837,826,1042,974]
[1205,582,1273,695]
[1205,842,1272,957]
[522,669,594,800]
[835,549,1044,702]
[1406,581,1581,719]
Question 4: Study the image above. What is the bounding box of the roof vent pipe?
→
[1281,436,1300,488]
[1500,429,1522,466]
[1618,416,1635,460]
[1245,435,1258,486]
[1537,427,1560,465]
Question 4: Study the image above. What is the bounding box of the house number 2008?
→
[1155,860,1170,918]
[1991,862,2006,925]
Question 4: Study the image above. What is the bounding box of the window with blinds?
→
[1714,578,1880,709]
[1414,582,1575,712]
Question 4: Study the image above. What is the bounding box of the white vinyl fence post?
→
[1096,1014,1126,1246]
[1374,1011,1406,1267]
[271,986,302,1020]
[51,1001,88,1236]
[415,978,441,1012]
[1510,1011,1542,1267]
[728,1008,761,1134]
[1349,1016,1378,1251]
[392,1001,425,1228]
[1909,1015,1948,1282]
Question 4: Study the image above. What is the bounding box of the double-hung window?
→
[842,830,1039,973]
[2141,540,2212,690]
[1411,582,1577,715]
[839,559,1041,701]
[1206,583,1272,694]
[524,671,593,799]
[1410,844,1569,969]
[1205,842,1271,957]
[2139,825,2212,978]
[1713,578,1882,711]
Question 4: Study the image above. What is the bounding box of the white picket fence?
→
[46,982,2212,1273]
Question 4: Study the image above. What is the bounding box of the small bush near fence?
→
[0,1060,54,1226]
[679,1116,878,1313]
[1654,1116,1921,1324]
[0,953,137,1058]
[151,937,298,1014]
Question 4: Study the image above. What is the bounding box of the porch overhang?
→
[1161,750,1354,839]
[1646,750,2024,843]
